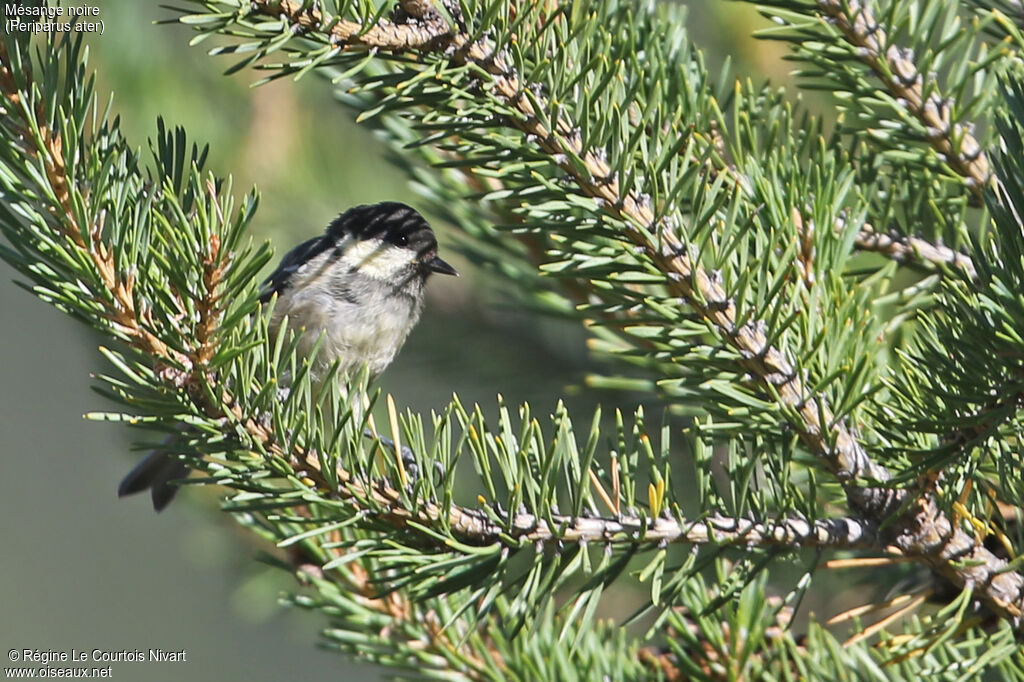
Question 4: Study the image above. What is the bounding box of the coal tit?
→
[118,201,457,509]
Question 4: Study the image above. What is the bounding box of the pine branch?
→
[3,27,884,675]
[752,0,999,277]
[0,39,190,370]
[6,3,1024,675]
[223,0,1024,627]
[853,222,977,277]
[817,0,991,198]
[292,441,881,548]
[0,32,505,678]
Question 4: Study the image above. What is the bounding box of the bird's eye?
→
[392,234,409,247]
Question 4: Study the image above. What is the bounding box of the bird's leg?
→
[362,428,419,483]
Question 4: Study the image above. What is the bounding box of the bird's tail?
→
[118,448,188,511]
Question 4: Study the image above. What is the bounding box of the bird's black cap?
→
[329,202,457,276]
[260,202,457,303]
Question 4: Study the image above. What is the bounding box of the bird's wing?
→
[259,235,332,303]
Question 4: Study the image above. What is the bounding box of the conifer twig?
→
[817,0,991,197]
[298,454,883,548]
[0,37,495,678]
[0,41,196,378]
[853,223,977,278]
[241,0,1024,625]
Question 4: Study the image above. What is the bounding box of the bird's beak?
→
[423,255,459,276]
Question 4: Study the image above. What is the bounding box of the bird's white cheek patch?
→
[340,239,417,279]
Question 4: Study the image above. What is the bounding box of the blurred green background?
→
[0,2,810,680]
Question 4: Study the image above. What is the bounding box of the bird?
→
[117,201,458,510]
